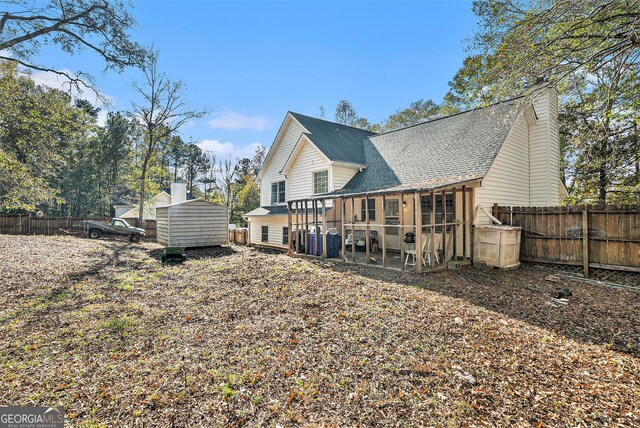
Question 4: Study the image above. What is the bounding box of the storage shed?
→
[156,185,228,247]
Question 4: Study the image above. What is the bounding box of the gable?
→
[257,113,307,183]
[280,134,330,176]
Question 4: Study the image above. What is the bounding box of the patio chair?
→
[404,234,429,268]
[424,233,442,266]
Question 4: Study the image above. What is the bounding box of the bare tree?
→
[0,0,147,92]
[131,50,206,221]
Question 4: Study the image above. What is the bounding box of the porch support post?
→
[304,200,309,252]
[442,189,447,265]
[399,192,405,270]
[295,201,300,255]
[313,200,319,256]
[452,187,457,260]
[430,191,436,268]
[351,197,356,263]
[341,198,346,262]
[365,197,370,262]
[287,202,293,255]
[462,185,467,262]
[415,191,422,273]
[321,200,328,258]
[468,187,474,264]
[381,194,386,268]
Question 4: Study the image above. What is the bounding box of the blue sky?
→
[30,0,476,160]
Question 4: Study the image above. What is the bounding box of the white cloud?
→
[208,112,271,131]
[197,140,263,160]
[29,69,114,126]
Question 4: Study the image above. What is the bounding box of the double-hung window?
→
[360,198,376,221]
[271,180,286,205]
[313,170,328,195]
[282,227,289,245]
[261,226,269,242]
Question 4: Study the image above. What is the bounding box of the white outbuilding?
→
[156,183,228,247]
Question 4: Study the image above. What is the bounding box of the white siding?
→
[475,111,530,224]
[259,119,304,206]
[332,164,359,191]
[156,207,169,246]
[157,200,228,247]
[529,90,561,206]
[248,215,288,249]
[288,140,331,201]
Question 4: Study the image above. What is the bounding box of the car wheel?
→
[129,234,141,243]
[181,254,187,262]
[88,229,102,239]
[161,255,167,263]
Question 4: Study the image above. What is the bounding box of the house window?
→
[271,181,286,205]
[261,226,269,242]
[282,227,289,245]
[360,198,376,221]
[421,193,455,231]
[313,170,328,195]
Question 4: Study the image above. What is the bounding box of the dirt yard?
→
[0,235,638,427]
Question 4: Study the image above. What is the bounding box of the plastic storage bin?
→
[473,225,522,268]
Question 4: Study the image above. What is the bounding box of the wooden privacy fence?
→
[494,205,640,276]
[229,229,247,245]
[0,215,157,241]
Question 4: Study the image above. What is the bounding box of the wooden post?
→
[462,185,467,262]
[304,200,309,252]
[399,192,405,270]
[295,201,300,255]
[287,202,293,255]
[452,188,457,260]
[341,198,347,262]
[365,197,371,262]
[442,190,447,265]
[381,194,386,267]
[583,206,589,277]
[468,188,474,264]
[430,191,436,268]
[351,197,356,263]
[313,200,319,256]
[321,200,327,257]
[415,191,422,273]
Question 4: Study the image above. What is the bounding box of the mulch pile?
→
[0,235,638,426]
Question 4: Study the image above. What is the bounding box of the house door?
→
[384,198,400,250]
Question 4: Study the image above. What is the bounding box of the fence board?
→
[496,205,640,275]
[0,215,157,241]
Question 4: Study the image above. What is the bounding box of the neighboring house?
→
[117,188,196,221]
[244,90,566,270]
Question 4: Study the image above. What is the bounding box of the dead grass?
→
[0,235,638,427]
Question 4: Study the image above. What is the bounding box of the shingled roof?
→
[316,98,524,197]
[289,112,375,165]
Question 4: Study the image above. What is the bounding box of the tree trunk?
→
[138,152,152,222]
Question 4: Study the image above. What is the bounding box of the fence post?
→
[582,206,589,277]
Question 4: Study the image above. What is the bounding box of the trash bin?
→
[326,229,340,258]
[307,233,322,256]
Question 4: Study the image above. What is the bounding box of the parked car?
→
[81,218,145,242]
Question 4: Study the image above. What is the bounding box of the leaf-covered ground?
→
[0,235,638,427]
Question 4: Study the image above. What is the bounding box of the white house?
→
[244,90,566,270]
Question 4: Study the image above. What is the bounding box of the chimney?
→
[171,182,187,205]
